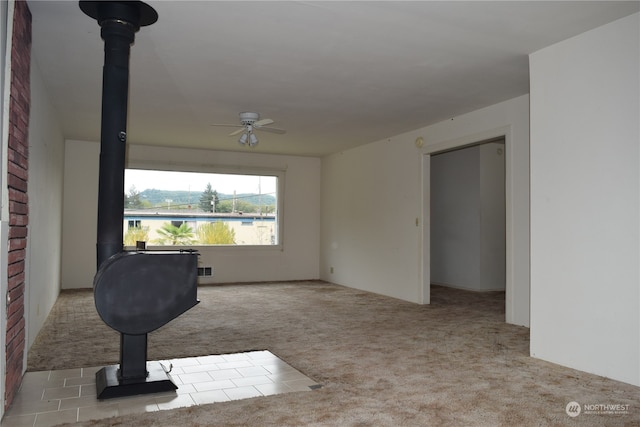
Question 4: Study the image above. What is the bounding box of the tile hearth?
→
[1,351,319,427]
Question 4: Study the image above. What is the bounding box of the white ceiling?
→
[28,1,639,157]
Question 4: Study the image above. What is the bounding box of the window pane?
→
[124,169,279,246]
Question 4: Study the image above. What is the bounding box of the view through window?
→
[124,169,279,247]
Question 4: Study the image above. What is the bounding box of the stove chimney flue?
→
[80,1,157,270]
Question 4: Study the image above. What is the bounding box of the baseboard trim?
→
[431,282,505,293]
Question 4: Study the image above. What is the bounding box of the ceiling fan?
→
[211,112,286,147]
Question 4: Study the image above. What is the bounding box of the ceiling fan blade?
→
[254,118,274,127]
[210,123,243,128]
[228,128,246,136]
[258,127,286,135]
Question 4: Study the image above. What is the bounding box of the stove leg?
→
[119,333,148,380]
[95,333,178,399]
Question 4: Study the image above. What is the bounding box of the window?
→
[124,169,281,247]
[128,220,141,229]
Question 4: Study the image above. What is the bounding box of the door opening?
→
[423,136,508,319]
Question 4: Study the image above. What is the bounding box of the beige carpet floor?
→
[26,281,639,426]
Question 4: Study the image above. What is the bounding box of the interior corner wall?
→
[60,140,99,289]
[26,57,64,349]
[431,146,482,289]
[320,94,529,326]
[479,142,506,291]
[530,13,639,386]
[61,141,321,289]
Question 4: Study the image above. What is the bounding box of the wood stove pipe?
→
[79,0,158,270]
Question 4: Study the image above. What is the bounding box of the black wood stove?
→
[79,1,199,399]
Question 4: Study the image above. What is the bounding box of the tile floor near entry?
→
[2,351,320,427]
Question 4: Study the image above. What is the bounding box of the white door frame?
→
[421,126,514,322]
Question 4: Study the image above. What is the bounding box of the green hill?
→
[134,189,276,210]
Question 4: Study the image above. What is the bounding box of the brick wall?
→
[5,0,30,409]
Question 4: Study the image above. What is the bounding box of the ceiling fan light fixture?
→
[212,111,284,148]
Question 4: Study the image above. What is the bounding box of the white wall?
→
[321,134,424,303]
[60,141,99,289]
[321,95,529,326]
[431,146,481,289]
[530,13,639,386]
[479,143,506,291]
[431,142,505,291]
[26,57,65,349]
[61,142,321,288]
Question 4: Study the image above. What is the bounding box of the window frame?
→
[124,162,285,251]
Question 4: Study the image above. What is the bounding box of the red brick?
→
[9,201,28,216]
[7,253,24,265]
[7,273,25,291]
[5,339,24,364]
[6,317,24,342]
[8,149,28,170]
[7,260,24,278]
[4,370,21,396]
[5,364,23,387]
[9,238,26,251]
[7,281,24,296]
[4,365,22,406]
[7,249,25,264]
[9,213,27,226]
[6,0,31,410]
[6,330,24,350]
[7,173,27,192]
[9,128,27,149]
[7,332,25,353]
[9,125,25,145]
[7,161,27,181]
[7,321,25,341]
[8,187,27,202]
[9,201,27,215]
[8,226,27,239]
[7,312,25,335]
[7,281,24,295]
[7,284,23,300]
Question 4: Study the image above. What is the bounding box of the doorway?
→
[430,139,506,293]
[421,132,513,322]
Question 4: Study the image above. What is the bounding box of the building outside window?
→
[124,169,282,247]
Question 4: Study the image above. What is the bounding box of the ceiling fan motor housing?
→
[239,111,260,125]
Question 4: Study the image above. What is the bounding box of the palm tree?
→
[153,222,195,245]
